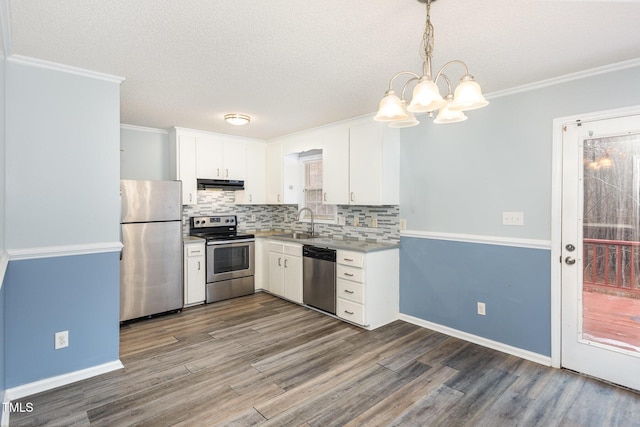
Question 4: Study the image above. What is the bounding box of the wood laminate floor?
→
[10,292,640,426]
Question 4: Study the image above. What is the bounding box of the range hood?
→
[197,179,245,190]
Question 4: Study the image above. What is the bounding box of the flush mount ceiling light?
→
[224,113,251,126]
[374,0,488,127]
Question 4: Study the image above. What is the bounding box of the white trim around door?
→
[550,104,640,369]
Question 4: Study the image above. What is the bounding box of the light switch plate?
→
[502,212,524,226]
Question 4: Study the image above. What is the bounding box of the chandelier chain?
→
[421,0,435,62]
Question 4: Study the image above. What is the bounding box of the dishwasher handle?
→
[302,245,336,262]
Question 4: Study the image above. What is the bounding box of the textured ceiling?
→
[6,0,640,139]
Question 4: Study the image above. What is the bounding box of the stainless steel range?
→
[189,215,255,303]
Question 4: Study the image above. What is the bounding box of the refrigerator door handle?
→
[120,224,124,261]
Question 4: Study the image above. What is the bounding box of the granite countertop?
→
[253,230,399,253]
[183,235,206,243]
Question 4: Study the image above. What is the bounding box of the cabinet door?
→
[196,137,224,179]
[268,252,284,296]
[237,143,266,204]
[185,255,205,305]
[265,143,283,204]
[284,255,303,304]
[349,122,383,205]
[223,142,247,180]
[322,127,350,205]
[178,135,198,205]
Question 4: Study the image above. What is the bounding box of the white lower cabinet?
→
[183,239,206,306]
[254,238,269,291]
[267,241,303,304]
[336,248,399,330]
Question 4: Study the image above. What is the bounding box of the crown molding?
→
[7,54,125,84]
[120,123,169,134]
[486,58,640,100]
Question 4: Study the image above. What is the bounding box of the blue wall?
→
[0,283,4,394]
[400,237,551,355]
[4,253,120,387]
[399,62,640,358]
[3,58,122,390]
[1,50,6,401]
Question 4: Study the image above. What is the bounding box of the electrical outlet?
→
[353,217,360,227]
[250,214,256,222]
[371,218,378,228]
[502,212,524,226]
[400,219,407,230]
[55,330,69,350]
[338,216,346,226]
[477,302,486,316]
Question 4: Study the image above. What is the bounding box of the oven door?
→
[206,239,255,283]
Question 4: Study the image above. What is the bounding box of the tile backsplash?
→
[181,189,400,243]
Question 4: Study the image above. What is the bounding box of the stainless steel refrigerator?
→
[120,180,183,321]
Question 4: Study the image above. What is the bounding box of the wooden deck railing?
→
[583,238,640,297]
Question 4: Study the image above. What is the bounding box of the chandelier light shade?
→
[388,100,420,128]
[408,77,444,113]
[375,0,488,126]
[434,95,468,124]
[224,113,251,126]
[373,90,408,122]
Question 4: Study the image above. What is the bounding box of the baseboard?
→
[1,391,7,427]
[398,313,552,367]
[4,360,124,401]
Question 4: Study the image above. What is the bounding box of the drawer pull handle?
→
[344,310,355,315]
[191,250,201,254]
[344,290,354,294]
[343,273,354,277]
[343,258,354,262]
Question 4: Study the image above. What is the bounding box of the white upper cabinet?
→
[222,142,247,180]
[349,122,399,206]
[267,121,398,207]
[196,137,246,181]
[265,142,283,204]
[321,127,350,205]
[169,130,198,205]
[236,142,266,205]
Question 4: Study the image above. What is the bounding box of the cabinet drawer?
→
[337,298,365,326]
[337,278,363,304]
[284,243,301,257]
[186,245,205,257]
[268,241,284,253]
[337,250,364,268]
[337,264,363,283]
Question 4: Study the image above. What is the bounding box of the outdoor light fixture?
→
[374,0,488,127]
[224,113,251,126]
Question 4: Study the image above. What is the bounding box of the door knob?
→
[565,256,576,265]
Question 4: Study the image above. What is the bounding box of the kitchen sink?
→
[274,232,315,240]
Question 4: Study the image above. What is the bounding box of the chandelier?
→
[374,0,488,127]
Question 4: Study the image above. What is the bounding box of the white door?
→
[561,112,640,390]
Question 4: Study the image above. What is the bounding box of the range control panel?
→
[191,215,237,229]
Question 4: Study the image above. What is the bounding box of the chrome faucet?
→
[296,207,315,237]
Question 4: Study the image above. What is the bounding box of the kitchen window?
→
[300,153,337,222]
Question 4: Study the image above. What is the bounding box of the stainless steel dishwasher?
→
[303,245,337,314]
